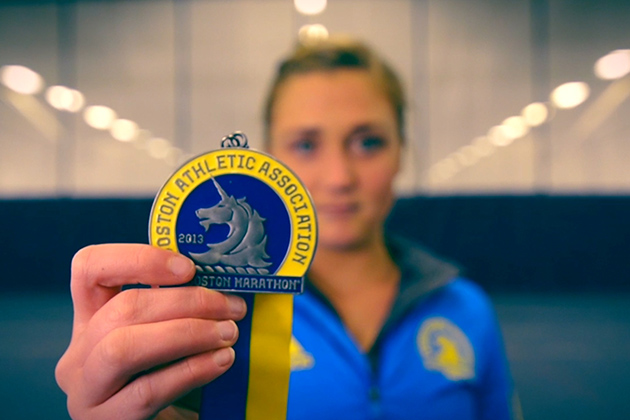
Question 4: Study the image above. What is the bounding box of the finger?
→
[56,286,247,401]
[75,287,246,360]
[94,286,248,330]
[81,348,235,420]
[70,244,195,329]
[80,318,239,407]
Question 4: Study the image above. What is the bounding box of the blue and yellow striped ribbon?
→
[200,293,293,420]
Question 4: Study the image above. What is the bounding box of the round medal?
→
[149,132,317,293]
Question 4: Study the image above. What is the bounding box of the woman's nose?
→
[321,152,357,191]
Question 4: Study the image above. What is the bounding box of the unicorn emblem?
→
[189,178,272,271]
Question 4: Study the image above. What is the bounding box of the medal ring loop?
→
[221,132,249,149]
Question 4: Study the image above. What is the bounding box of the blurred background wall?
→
[2,0,630,197]
[1,0,629,419]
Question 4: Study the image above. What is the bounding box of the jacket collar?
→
[304,233,460,355]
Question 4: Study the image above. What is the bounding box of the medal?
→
[149,132,317,419]
[149,132,316,293]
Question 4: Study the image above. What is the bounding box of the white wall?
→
[1,0,629,197]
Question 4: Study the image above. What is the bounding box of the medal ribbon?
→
[200,294,293,420]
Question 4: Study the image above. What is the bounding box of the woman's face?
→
[268,69,401,250]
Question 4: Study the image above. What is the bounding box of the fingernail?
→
[226,295,247,317]
[217,320,237,341]
[213,347,235,367]
[169,255,194,277]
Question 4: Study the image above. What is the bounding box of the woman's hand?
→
[55,244,247,420]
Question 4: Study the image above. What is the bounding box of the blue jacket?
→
[288,235,517,420]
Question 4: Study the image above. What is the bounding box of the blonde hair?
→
[263,36,406,144]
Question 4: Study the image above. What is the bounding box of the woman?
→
[56,37,516,419]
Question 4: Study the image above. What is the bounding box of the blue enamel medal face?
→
[149,134,317,294]
[175,174,291,276]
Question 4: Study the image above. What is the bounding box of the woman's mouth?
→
[316,203,360,217]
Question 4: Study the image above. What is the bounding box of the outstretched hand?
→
[56,244,247,420]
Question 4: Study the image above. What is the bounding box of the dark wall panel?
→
[388,195,630,292]
[1,196,628,293]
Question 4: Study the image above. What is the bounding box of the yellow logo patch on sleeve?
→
[417,317,475,381]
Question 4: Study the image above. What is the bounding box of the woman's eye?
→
[353,136,386,154]
[292,139,316,154]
